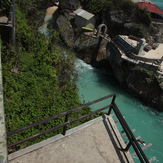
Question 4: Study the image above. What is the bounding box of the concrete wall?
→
[127,52,161,63]
[117,36,136,53]
[75,16,95,29]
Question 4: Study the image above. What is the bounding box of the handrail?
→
[7,94,116,148]
[7,94,115,137]
[7,93,150,162]
[108,103,149,163]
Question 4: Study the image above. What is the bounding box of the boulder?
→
[109,11,126,25]
[106,41,163,111]
[56,15,75,47]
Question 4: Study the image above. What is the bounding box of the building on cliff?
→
[115,35,163,76]
[74,8,95,29]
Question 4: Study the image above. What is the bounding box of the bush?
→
[133,24,146,38]
[2,4,91,150]
[86,0,106,14]
[136,7,151,26]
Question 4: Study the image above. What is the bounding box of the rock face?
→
[109,11,126,25]
[126,70,163,111]
[56,15,75,47]
[59,0,81,13]
[52,1,163,111]
[106,41,163,111]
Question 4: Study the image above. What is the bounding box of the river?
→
[76,59,163,163]
[40,4,163,162]
[151,0,163,11]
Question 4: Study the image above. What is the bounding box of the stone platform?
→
[8,115,134,163]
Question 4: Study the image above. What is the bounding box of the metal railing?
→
[108,103,149,163]
[7,93,150,162]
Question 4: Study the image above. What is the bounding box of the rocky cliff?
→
[106,41,163,111]
[49,0,163,111]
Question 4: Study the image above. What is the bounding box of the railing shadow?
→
[101,114,126,163]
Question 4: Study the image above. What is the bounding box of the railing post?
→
[111,94,116,104]
[108,95,116,115]
[123,140,132,151]
[62,114,69,135]
[108,106,113,115]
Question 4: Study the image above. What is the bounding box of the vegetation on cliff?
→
[86,0,151,38]
[2,1,91,150]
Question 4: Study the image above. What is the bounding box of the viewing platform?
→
[8,115,134,163]
[3,93,156,163]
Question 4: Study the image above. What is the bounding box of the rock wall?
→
[106,41,163,111]
[51,1,163,111]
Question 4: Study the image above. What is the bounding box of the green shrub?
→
[2,4,92,150]
[136,7,151,26]
[133,24,146,38]
[86,0,106,14]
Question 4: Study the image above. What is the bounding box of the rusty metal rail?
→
[7,94,116,147]
[108,103,149,163]
[7,93,151,162]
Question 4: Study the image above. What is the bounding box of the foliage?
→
[86,0,106,14]
[87,0,135,14]
[133,24,146,38]
[15,0,49,29]
[86,0,151,27]
[135,8,151,26]
[140,68,157,80]
[2,4,93,151]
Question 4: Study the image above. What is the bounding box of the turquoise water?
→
[76,59,163,163]
[151,0,163,10]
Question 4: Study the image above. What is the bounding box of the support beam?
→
[121,129,136,137]
[149,157,156,163]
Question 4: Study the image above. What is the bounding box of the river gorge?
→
[40,1,163,162]
[76,59,163,163]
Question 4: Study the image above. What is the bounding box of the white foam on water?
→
[75,59,93,70]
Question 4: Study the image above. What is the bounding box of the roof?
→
[138,2,163,15]
[74,8,95,20]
